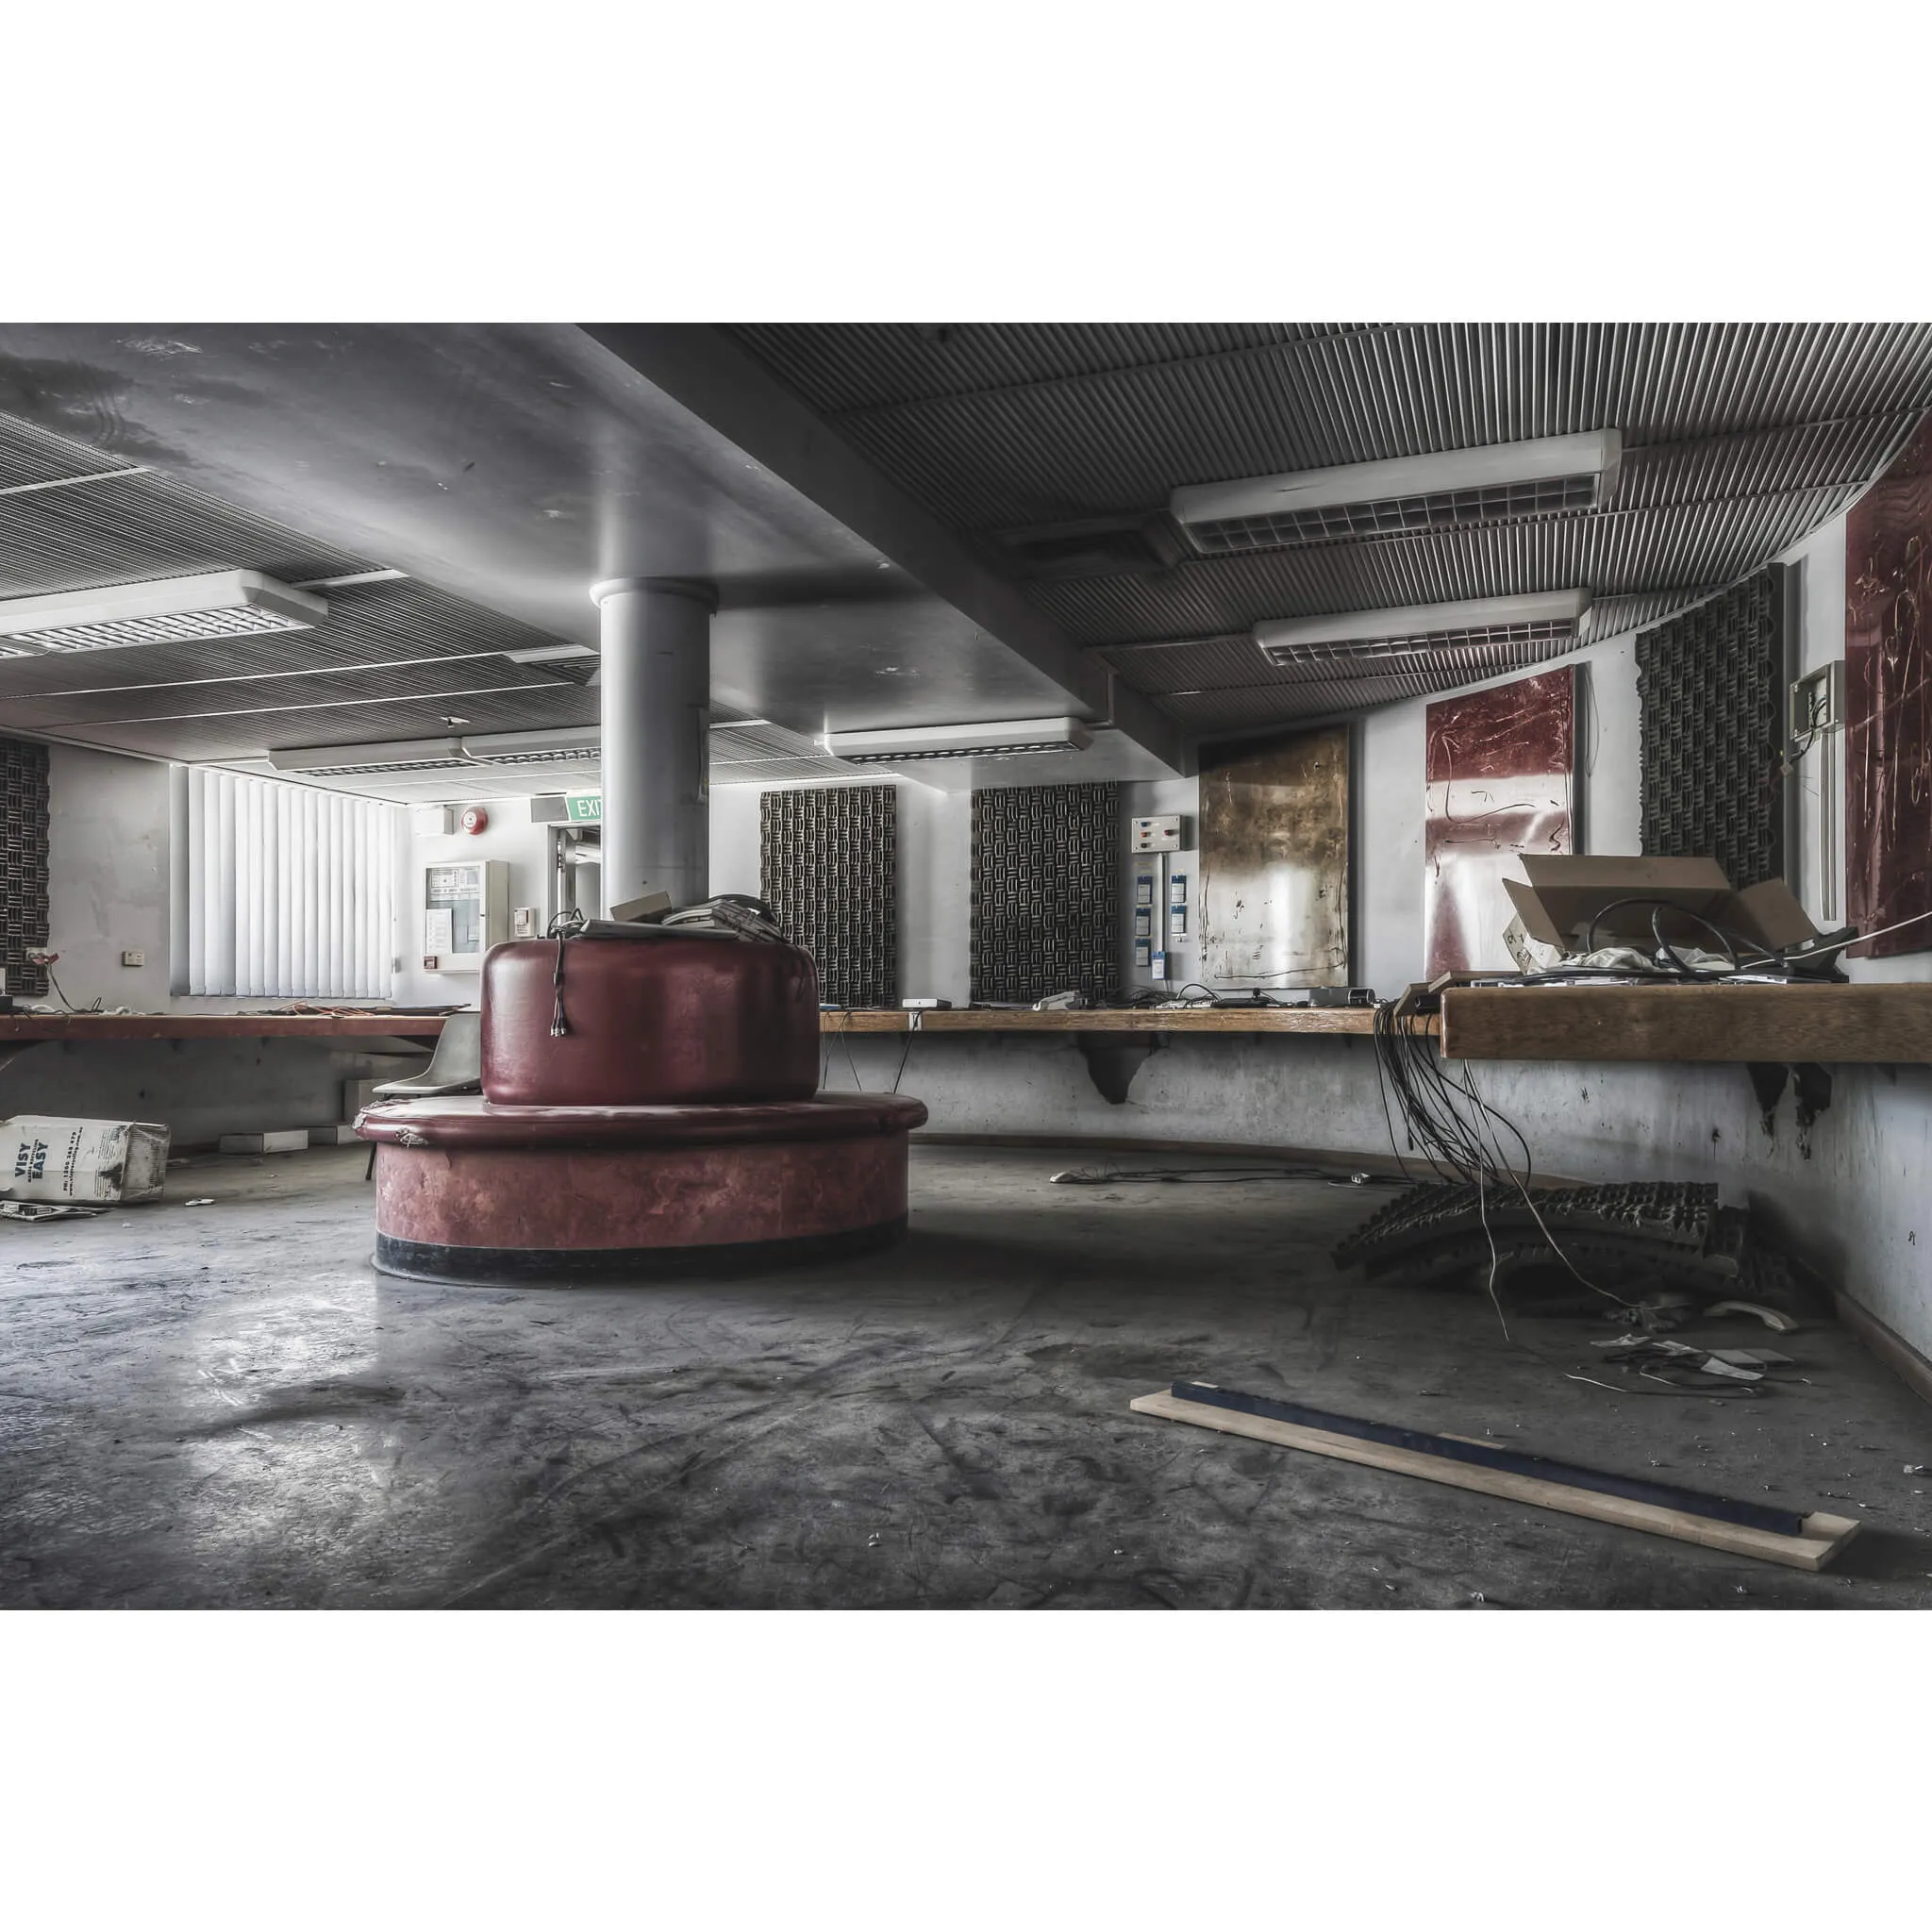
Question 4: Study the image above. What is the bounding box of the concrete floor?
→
[3,1142,1930,1610]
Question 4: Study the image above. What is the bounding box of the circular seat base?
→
[374,1213,908,1287]
[365,1094,923,1288]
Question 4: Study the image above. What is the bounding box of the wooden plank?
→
[0,1013,449,1042]
[1129,1389,1861,1573]
[818,1007,1391,1036]
[1439,982,1932,1064]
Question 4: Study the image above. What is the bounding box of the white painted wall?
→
[45,743,175,1011]
[390,804,554,1009]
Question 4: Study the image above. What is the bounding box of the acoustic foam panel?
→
[1845,416,1932,958]
[0,735,49,999]
[1637,567,1787,887]
[971,782,1118,1005]
[759,784,897,1008]
[1199,723,1350,986]
[1424,665,1575,975]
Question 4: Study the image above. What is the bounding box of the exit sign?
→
[564,793,602,823]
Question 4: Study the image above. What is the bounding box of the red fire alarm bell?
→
[460,806,489,836]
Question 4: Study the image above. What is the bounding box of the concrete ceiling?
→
[0,324,1183,798]
[8,321,1925,794]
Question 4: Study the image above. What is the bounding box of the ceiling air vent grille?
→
[1191,474,1600,556]
[4,601,316,653]
[1174,431,1620,560]
[1259,617,1577,668]
[297,756,475,777]
[0,570,328,654]
[1253,591,1591,668]
[465,743,600,766]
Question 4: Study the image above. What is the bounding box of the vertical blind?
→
[173,767,398,998]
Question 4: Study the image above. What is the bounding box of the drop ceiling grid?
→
[738,324,1932,536]
[55,680,601,765]
[726,324,1356,415]
[1024,484,1863,647]
[2,658,581,731]
[0,414,142,491]
[0,472,373,597]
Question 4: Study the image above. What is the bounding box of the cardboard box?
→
[2,1115,170,1205]
[1502,856,1819,957]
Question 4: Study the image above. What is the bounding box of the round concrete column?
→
[589,576,717,915]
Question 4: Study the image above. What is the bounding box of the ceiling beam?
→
[581,325,1189,774]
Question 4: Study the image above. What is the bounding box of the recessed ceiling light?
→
[440,715,472,726]
[0,570,327,654]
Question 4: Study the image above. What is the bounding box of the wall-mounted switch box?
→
[1134,939,1152,969]
[1169,873,1188,906]
[1789,661,1845,741]
[1169,907,1188,938]
[1135,872,1155,907]
[121,949,145,968]
[1131,814,1182,852]
[513,906,542,939]
[414,806,457,837]
[1134,908,1153,939]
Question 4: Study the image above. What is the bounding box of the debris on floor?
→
[1,1114,172,1208]
[1333,1179,1819,1321]
[1132,1377,1862,1572]
[0,1200,106,1222]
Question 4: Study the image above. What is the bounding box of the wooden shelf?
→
[1438,982,1932,1064]
[821,1007,1387,1036]
[0,1013,448,1044]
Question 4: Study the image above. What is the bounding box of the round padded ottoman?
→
[358,1092,927,1285]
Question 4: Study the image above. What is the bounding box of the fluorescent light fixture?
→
[1173,431,1621,556]
[1255,590,1591,666]
[269,737,471,777]
[502,642,598,664]
[823,717,1093,763]
[0,570,328,653]
[462,726,602,766]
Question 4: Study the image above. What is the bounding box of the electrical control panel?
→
[1131,814,1182,852]
[423,859,509,973]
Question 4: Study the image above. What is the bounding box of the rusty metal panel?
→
[1199,723,1349,985]
[1846,416,1932,958]
[1424,666,1575,975]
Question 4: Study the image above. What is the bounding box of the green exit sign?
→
[564,793,602,823]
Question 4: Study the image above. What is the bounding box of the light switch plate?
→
[121,948,145,968]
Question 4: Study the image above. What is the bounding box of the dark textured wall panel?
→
[972,782,1118,1005]
[1637,568,1786,886]
[760,785,897,1008]
[1845,416,1932,958]
[0,736,50,998]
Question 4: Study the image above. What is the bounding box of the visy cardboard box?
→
[1502,856,1820,958]
[1,1115,171,1206]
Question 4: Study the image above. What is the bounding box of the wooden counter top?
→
[0,1013,449,1043]
[1437,982,1932,1064]
[820,1006,1387,1035]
